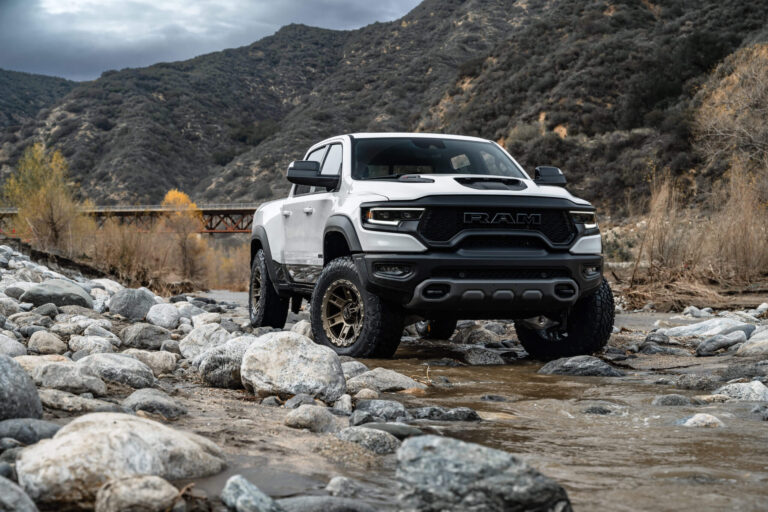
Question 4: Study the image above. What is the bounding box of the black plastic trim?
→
[250,227,287,296]
[324,215,363,253]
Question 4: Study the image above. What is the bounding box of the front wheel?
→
[249,249,288,328]
[311,257,404,358]
[515,279,614,360]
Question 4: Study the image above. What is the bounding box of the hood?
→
[347,174,589,205]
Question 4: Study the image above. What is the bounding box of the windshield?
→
[352,137,526,180]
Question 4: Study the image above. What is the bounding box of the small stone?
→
[682,413,724,428]
[285,394,317,409]
[652,394,694,406]
[354,399,407,422]
[480,394,508,402]
[77,353,155,388]
[160,339,181,354]
[122,349,177,376]
[145,304,181,330]
[333,394,353,415]
[221,474,283,512]
[284,405,338,433]
[353,388,378,400]
[68,335,114,355]
[27,331,67,355]
[348,410,374,426]
[336,426,400,454]
[290,319,313,339]
[108,288,156,320]
[38,389,122,413]
[538,356,624,377]
[341,361,369,380]
[33,362,107,395]
[122,388,187,420]
[277,496,374,512]
[0,334,26,357]
[192,312,221,329]
[0,355,42,420]
[582,405,612,415]
[696,331,747,357]
[325,476,359,498]
[359,422,423,439]
[119,323,171,350]
[346,367,425,394]
[260,396,281,407]
[409,406,481,421]
[31,303,58,319]
[676,374,720,391]
[459,346,505,365]
[95,475,179,512]
[0,418,60,444]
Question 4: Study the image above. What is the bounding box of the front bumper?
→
[353,251,603,319]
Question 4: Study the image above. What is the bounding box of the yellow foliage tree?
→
[3,143,93,253]
[161,189,206,281]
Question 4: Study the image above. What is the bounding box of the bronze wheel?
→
[249,262,262,318]
[321,278,364,347]
[248,249,288,328]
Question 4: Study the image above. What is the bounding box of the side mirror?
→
[534,166,567,187]
[286,161,339,189]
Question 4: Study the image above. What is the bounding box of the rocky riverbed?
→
[0,245,767,511]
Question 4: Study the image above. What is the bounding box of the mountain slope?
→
[2,0,768,209]
[0,69,75,127]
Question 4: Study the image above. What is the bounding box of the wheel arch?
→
[251,226,280,287]
[323,215,362,265]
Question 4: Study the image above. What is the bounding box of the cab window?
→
[294,146,327,196]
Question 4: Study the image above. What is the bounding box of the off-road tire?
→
[515,279,614,360]
[311,257,404,358]
[415,318,458,340]
[249,249,288,328]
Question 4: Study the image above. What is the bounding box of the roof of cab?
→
[349,132,492,143]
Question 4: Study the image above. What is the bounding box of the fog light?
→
[374,263,412,278]
[583,265,601,277]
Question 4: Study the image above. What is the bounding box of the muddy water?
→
[203,291,768,511]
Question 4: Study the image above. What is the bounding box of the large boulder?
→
[0,334,26,357]
[20,279,93,309]
[108,288,156,320]
[145,304,180,330]
[396,435,571,511]
[346,367,426,394]
[240,332,345,402]
[95,476,178,512]
[0,476,38,512]
[196,336,257,388]
[538,356,624,377]
[16,413,225,509]
[179,323,231,360]
[119,323,171,350]
[77,353,155,388]
[714,380,768,401]
[32,362,107,396]
[0,355,42,420]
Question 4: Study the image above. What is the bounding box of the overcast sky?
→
[0,0,422,81]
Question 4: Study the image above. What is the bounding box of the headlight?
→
[570,211,598,229]
[363,207,424,226]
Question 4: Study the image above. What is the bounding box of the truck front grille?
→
[417,207,576,245]
[432,267,572,280]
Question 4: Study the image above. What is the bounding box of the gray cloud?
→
[0,0,421,81]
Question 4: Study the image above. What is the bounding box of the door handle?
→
[282,210,292,217]
[303,207,314,214]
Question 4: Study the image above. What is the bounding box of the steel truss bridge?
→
[0,203,260,235]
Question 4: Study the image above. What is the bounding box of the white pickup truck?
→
[248,133,614,359]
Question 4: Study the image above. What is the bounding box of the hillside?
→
[0,69,75,127]
[2,0,768,208]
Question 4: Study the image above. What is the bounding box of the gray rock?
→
[751,404,768,421]
[175,302,206,320]
[108,288,156,320]
[27,331,67,355]
[676,373,721,391]
[0,462,12,480]
[77,353,155,388]
[538,356,624,377]
[0,334,26,357]
[192,312,221,328]
[196,335,257,388]
[221,474,284,512]
[459,346,506,365]
[31,303,58,319]
[20,279,93,309]
[651,394,694,406]
[0,298,20,317]
[659,318,755,338]
[0,355,42,420]
[0,475,38,512]
[336,426,400,454]
[409,406,481,421]
[277,496,374,512]
[9,312,52,329]
[359,422,423,439]
[333,394,353,415]
[122,349,177,376]
[346,367,426,394]
[33,362,107,395]
[95,475,179,512]
[119,323,170,350]
[341,361,369,380]
[325,476,359,498]
[261,396,281,407]
[396,435,571,511]
[38,389,122,413]
[582,405,613,415]
[122,388,187,419]
[285,394,317,409]
[160,339,180,354]
[68,335,114,355]
[714,381,768,401]
[0,418,60,444]
[736,336,768,357]
[16,413,225,508]
[179,323,231,359]
[145,304,180,330]
[638,341,690,356]
[284,405,338,433]
[696,331,747,357]
[644,332,671,345]
[83,324,121,345]
[240,332,346,402]
[19,326,45,339]
[290,319,313,339]
[354,400,407,422]
[348,410,374,426]
[682,413,724,428]
[4,284,31,301]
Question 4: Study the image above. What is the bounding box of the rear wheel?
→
[311,257,404,358]
[515,279,614,360]
[249,249,288,328]
[415,318,458,340]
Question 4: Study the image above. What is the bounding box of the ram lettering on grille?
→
[463,212,542,225]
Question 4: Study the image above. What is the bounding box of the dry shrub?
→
[205,243,249,291]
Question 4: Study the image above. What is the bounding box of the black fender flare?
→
[324,215,363,257]
[250,226,280,287]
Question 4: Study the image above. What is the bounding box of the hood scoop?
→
[454,177,527,191]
